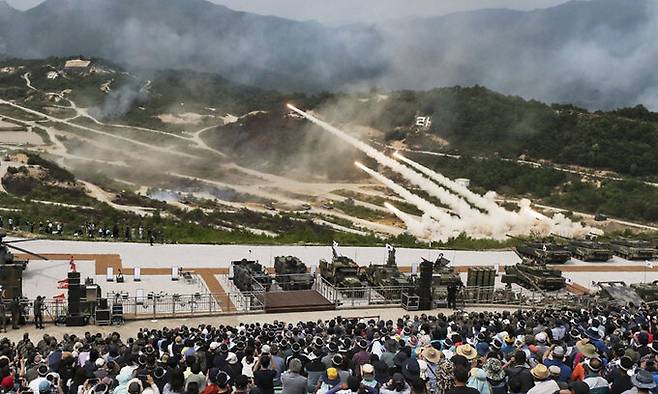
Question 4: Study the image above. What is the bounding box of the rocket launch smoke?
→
[288,104,600,241]
[287,105,483,219]
[393,152,504,215]
[355,162,458,237]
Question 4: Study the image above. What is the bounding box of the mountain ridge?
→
[0,0,656,109]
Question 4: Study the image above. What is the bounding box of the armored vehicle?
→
[319,245,365,296]
[430,253,462,286]
[566,239,613,261]
[0,230,48,299]
[630,281,658,302]
[231,259,272,292]
[610,239,657,260]
[274,256,314,291]
[512,237,572,264]
[427,253,464,305]
[501,262,566,291]
[360,246,410,298]
[597,281,643,305]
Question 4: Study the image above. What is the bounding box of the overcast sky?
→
[7,0,573,23]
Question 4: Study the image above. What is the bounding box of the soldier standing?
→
[33,296,44,329]
[10,296,20,329]
[447,282,457,309]
[0,294,6,333]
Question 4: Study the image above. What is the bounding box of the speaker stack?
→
[417,259,434,310]
[66,272,86,326]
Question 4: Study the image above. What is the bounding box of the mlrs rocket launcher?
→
[508,235,572,264]
[554,235,612,262]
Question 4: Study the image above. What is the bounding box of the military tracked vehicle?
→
[610,239,657,260]
[501,262,566,291]
[427,253,464,304]
[430,253,462,286]
[319,245,365,297]
[596,281,643,305]
[511,237,572,264]
[0,230,48,299]
[274,256,314,290]
[564,239,613,262]
[360,246,410,298]
[231,259,272,292]
[630,281,658,302]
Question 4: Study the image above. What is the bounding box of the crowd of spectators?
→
[0,306,657,394]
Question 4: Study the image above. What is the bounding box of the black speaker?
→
[68,304,80,316]
[95,310,110,321]
[68,285,81,300]
[68,272,81,286]
[68,284,82,316]
[98,298,108,309]
[66,315,87,326]
[417,260,433,310]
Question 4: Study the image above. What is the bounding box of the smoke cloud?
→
[0,0,656,109]
[88,82,146,121]
[291,104,601,242]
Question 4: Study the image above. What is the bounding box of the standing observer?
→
[33,296,44,329]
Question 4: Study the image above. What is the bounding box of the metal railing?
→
[313,274,408,308]
[4,277,598,326]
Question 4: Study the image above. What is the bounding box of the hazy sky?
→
[7,0,572,23]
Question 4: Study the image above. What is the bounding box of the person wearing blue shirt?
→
[542,345,572,382]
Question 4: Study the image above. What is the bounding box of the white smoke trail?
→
[393,152,504,214]
[358,162,504,240]
[355,162,458,229]
[383,157,484,220]
[391,151,602,239]
[290,104,599,241]
[288,104,484,222]
[384,202,427,237]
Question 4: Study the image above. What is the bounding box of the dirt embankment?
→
[201,111,369,182]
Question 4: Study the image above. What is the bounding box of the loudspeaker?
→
[68,284,82,316]
[98,298,108,309]
[68,284,81,299]
[65,315,87,326]
[68,272,81,286]
[68,303,80,316]
[417,260,433,310]
[95,309,110,321]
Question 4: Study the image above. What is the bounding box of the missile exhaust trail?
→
[393,152,504,214]
[288,104,482,220]
[384,202,426,237]
[290,104,601,240]
[354,161,456,227]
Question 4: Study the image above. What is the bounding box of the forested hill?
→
[1,56,658,181]
[323,86,658,179]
